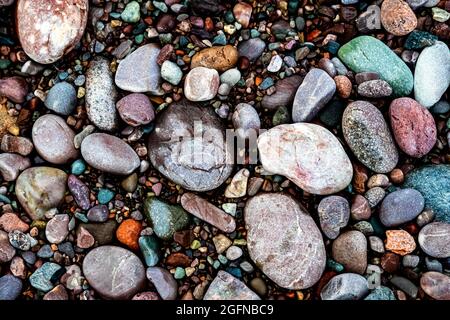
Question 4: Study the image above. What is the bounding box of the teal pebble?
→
[326,259,344,272]
[213,33,227,45]
[74,212,89,223]
[139,236,160,267]
[0,194,11,204]
[121,1,141,23]
[213,260,221,269]
[98,188,115,204]
[0,60,11,69]
[174,267,185,279]
[364,286,396,300]
[29,263,62,292]
[250,29,260,38]
[259,77,274,90]
[404,31,437,50]
[218,254,228,265]
[153,1,168,12]
[71,159,86,175]
[135,34,144,44]
[224,11,235,23]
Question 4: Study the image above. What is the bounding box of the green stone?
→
[432,7,450,23]
[364,286,396,300]
[71,159,86,175]
[174,267,185,279]
[403,165,450,223]
[404,31,437,50]
[326,259,344,273]
[29,262,62,292]
[338,36,413,97]
[143,197,190,241]
[0,59,11,69]
[272,106,290,126]
[139,235,160,267]
[121,1,141,23]
[190,239,201,250]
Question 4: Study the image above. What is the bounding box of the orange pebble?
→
[306,29,321,42]
[255,77,263,86]
[385,230,416,256]
[116,219,142,250]
[205,17,214,32]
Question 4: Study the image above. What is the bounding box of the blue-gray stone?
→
[390,276,418,298]
[37,244,54,259]
[430,100,450,114]
[238,38,266,62]
[425,257,443,272]
[21,251,36,265]
[0,275,22,300]
[403,165,450,223]
[379,189,425,227]
[29,262,62,292]
[44,82,77,115]
[58,242,75,258]
[139,235,160,267]
[321,273,369,300]
[364,286,396,300]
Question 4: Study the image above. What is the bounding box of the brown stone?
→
[166,252,192,268]
[43,284,68,300]
[233,2,252,28]
[332,230,368,274]
[351,195,372,221]
[390,168,404,184]
[381,252,400,273]
[0,230,15,263]
[1,134,33,156]
[381,0,417,36]
[0,153,31,182]
[10,256,26,279]
[191,45,239,72]
[0,212,29,233]
[334,75,352,98]
[385,230,416,256]
[353,162,368,194]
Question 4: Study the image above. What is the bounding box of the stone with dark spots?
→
[67,175,91,210]
[318,196,350,239]
[357,80,392,98]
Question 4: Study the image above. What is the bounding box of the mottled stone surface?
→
[81,133,140,175]
[184,67,219,102]
[32,114,78,164]
[357,79,392,98]
[191,45,238,72]
[364,286,396,300]
[258,123,353,195]
[68,175,91,210]
[245,193,326,289]
[0,275,22,300]
[15,167,67,220]
[44,82,77,115]
[83,246,146,300]
[318,196,350,239]
[414,41,450,108]
[389,98,437,158]
[146,267,178,300]
[420,272,450,300]
[321,273,369,300]
[332,231,367,274]
[86,57,118,131]
[0,153,31,181]
[181,193,236,233]
[116,93,155,127]
[342,101,398,173]
[418,222,450,258]
[338,36,413,96]
[45,214,70,244]
[385,230,416,256]
[404,165,450,223]
[381,0,417,36]
[0,76,28,103]
[379,189,425,227]
[0,230,15,263]
[232,103,260,140]
[1,135,33,156]
[261,75,302,110]
[115,44,162,95]
[148,100,233,192]
[204,271,260,300]
[292,68,336,122]
[16,0,88,64]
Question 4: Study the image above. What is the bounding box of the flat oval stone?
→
[184,67,219,102]
[414,41,450,108]
[232,103,260,140]
[404,165,450,223]
[146,267,178,300]
[81,133,140,175]
[332,231,368,274]
[381,0,417,36]
[342,101,398,173]
[16,0,88,64]
[44,82,77,115]
[148,100,233,192]
[83,246,146,300]
[261,75,302,110]
[86,57,118,131]
[32,114,78,164]
[191,45,239,72]
[357,79,392,98]
[318,196,350,239]
[258,123,353,195]
[204,271,260,300]
[116,93,155,127]
[1,135,33,156]
[338,36,413,97]
[321,273,369,300]
[420,272,450,300]
[418,222,450,258]
[0,275,22,300]
[389,98,437,158]
[292,68,336,122]
[245,193,326,289]
[238,38,266,62]
[15,167,67,220]
[115,44,162,95]
[379,189,425,227]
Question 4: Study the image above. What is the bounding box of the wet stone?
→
[261,75,302,110]
[238,38,266,62]
[29,262,62,292]
[420,272,450,300]
[0,77,28,103]
[45,214,70,244]
[357,80,392,98]
[0,275,22,300]
[0,230,16,263]
[1,135,33,156]
[68,175,91,210]
[0,153,31,182]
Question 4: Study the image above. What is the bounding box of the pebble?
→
[232,103,260,140]
[144,197,190,241]
[204,271,260,300]
[86,205,108,222]
[425,257,442,272]
[405,31,438,50]
[357,80,392,98]
[318,196,350,239]
[0,230,15,263]
[417,209,435,227]
[68,175,90,210]
[73,125,95,149]
[351,195,371,220]
[76,226,94,249]
[338,36,413,96]
[121,173,138,193]
[78,220,117,245]
[220,68,241,86]
[0,275,22,300]
[1,134,33,156]
[418,222,450,258]
[258,123,352,195]
[369,236,385,253]
[404,165,450,223]
[115,44,162,95]
[431,100,450,114]
[342,101,398,173]
[184,67,220,102]
[16,0,88,64]
[43,284,68,300]
[148,101,233,191]
[292,68,336,122]
[139,235,160,267]
[385,230,416,256]
[390,276,418,298]
[381,0,417,36]
[379,189,425,227]
[181,193,235,233]
[121,1,140,23]
[45,214,69,244]
[161,60,183,85]
[414,41,450,108]
[15,167,67,220]
[83,246,146,299]
[225,168,250,198]
[29,262,62,292]
[213,234,232,254]
[332,231,367,274]
[226,246,243,261]
[116,93,155,127]
[0,212,28,233]
[389,98,437,158]
[132,292,160,300]
[98,188,114,204]
[245,193,326,289]
[116,219,142,250]
[334,75,352,98]
[261,75,302,110]
[267,55,283,73]
[81,133,140,175]
[32,114,78,164]
[321,273,369,300]
[0,76,28,103]
[403,254,420,268]
[420,272,450,300]
[364,286,396,300]
[0,153,31,182]
[191,45,239,72]
[86,57,118,131]
[146,267,178,300]
[44,82,77,115]
[238,38,266,62]
[233,2,252,28]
